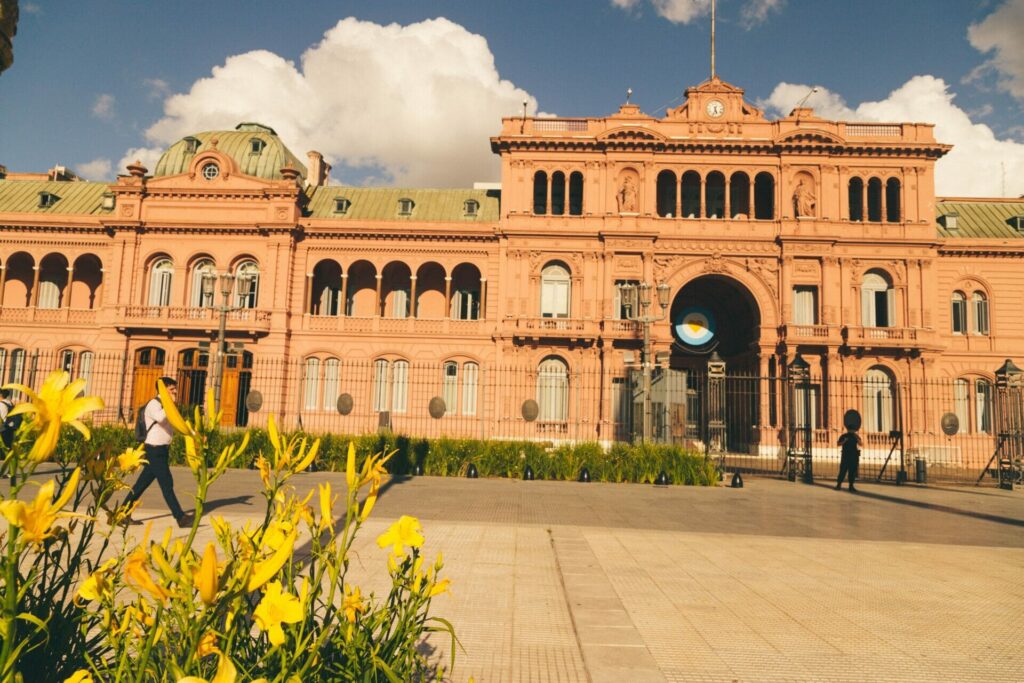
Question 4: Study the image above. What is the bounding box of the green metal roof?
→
[936,199,1024,239]
[0,179,113,215]
[305,186,500,222]
[152,123,307,180]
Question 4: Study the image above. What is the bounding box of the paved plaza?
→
[124,469,1024,682]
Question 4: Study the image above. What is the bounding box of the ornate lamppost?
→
[788,353,813,483]
[621,281,671,442]
[201,271,254,414]
[988,358,1023,490]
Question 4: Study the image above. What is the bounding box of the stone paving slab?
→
[68,470,1024,681]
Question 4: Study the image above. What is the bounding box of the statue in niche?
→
[793,177,816,218]
[617,176,638,213]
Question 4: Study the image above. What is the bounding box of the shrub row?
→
[56,424,719,486]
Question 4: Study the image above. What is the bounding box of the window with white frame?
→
[323,358,340,411]
[80,351,94,394]
[953,379,970,434]
[392,361,408,414]
[149,259,174,307]
[975,379,993,434]
[792,286,818,325]
[37,277,61,309]
[863,367,895,433]
[971,292,989,335]
[190,259,216,308]
[442,362,458,415]
[537,357,569,421]
[540,263,571,318]
[861,271,894,328]
[303,358,321,411]
[451,289,479,320]
[462,362,478,416]
[234,260,259,309]
[372,359,389,412]
[951,292,967,335]
[5,349,25,385]
[372,359,409,414]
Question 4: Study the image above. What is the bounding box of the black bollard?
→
[655,470,670,486]
[467,463,479,479]
[578,467,591,483]
[730,472,744,488]
[523,464,535,481]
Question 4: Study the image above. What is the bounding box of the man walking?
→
[835,425,863,492]
[123,377,194,527]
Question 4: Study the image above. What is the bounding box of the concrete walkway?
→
[126,469,1024,682]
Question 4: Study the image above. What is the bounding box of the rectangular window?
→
[372,360,389,412]
[793,384,819,430]
[975,380,992,434]
[442,362,458,416]
[462,363,478,416]
[973,297,989,335]
[392,361,408,414]
[541,280,570,318]
[60,350,75,374]
[792,286,818,325]
[951,297,967,334]
[953,380,969,434]
[451,290,479,320]
[391,289,409,319]
[80,352,94,394]
[303,359,320,411]
[323,359,340,411]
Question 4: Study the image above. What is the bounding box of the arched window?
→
[38,255,68,309]
[533,171,547,215]
[730,172,750,218]
[190,259,216,308]
[540,263,571,318]
[538,357,569,422]
[951,292,967,335]
[953,378,970,434]
[656,170,677,218]
[323,358,340,411]
[0,348,25,385]
[568,172,584,216]
[885,178,901,223]
[311,260,342,316]
[372,359,409,414]
[863,367,895,433]
[681,171,701,218]
[450,263,482,320]
[79,351,95,394]
[463,362,479,416]
[861,271,894,327]
[149,259,174,307]
[234,260,259,309]
[372,359,389,412]
[754,172,774,220]
[442,361,459,415]
[392,360,409,414]
[705,171,725,218]
[954,377,994,434]
[551,171,566,216]
[971,292,989,335]
[848,178,864,222]
[867,177,883,222]
[303,358,321,411]
[975,379,993,434]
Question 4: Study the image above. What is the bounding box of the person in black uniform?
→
[836,426,863,492]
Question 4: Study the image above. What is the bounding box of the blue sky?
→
[2,1,1023,195]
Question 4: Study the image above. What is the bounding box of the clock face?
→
[705,100,725,118]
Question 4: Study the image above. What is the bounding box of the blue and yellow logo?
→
[673,306,716,347]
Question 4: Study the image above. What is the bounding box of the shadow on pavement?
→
[203,494,255,514]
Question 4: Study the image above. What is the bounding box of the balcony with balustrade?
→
[779,323,843,347]
[509,316,601,343]
[116,306,273,333]
[0,307,99,326]
[843,325,936,351]
[301,314,488,337]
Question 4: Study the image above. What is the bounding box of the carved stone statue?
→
[617,176,638,213]
[793,177,816,218]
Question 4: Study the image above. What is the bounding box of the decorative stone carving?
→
[617,175,638,213]
[792,174,816,218]
[653,255,681,282]
[703,252,725,273]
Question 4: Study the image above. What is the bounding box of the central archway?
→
[669,274,761,368]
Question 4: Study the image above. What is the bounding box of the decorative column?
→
[546,174,552,215]
[724,176,731,219]
[30,265,40,307]
[374,274,383,317]
[339,273,348,317]
[0,265,7,307]
[699,175,706,218]
[480,278,487,319]
[675,179,682,218]
[304,272,314,315]
[861,185,868,223]
[747,178,754,220]
[444,276,452,319]
[61,266,73,308]
[880,182,888,223]
[409,275,418,318]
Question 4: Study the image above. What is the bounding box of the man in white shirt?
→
[122,377,193,528]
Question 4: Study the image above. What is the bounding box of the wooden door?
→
[132,347,166,412]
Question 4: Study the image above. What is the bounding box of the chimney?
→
[306,151,331,188]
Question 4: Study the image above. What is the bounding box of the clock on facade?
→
[705,99,725,118]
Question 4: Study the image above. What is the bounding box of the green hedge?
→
[56,425,718,486]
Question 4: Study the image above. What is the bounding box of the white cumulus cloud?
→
[125,17,539,187]
[612,0,780,26]
[760,76,1024,197]
[967,0,1024,101]
[76,158,113,181]
[91,94,115,121]
[115,146,165,177]
[740,0,785,29]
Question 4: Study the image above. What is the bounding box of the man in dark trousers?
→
[836,426,863,492]
[123,378,194,527]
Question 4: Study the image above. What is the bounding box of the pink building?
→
[1,79,1022,479]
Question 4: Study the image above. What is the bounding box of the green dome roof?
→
[152,123,307,180]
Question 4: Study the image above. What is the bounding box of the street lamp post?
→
[621,281,671,443]
[201,271,253,415]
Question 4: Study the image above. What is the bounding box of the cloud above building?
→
[118,17,538,187]
[611,0,783,27]
[75,157,113,181]
[760,76,1024,198]
[967,0,1024,101]
[91,94,115,121]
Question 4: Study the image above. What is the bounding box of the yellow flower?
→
[157,379,191,435]
[3,371,104,462]
[64,670,93,683]
[125,542,170,602]
[177,652,237,683]
[345,442,357,490]
[428,578,451,597]
[376,515,424,557]
[76,558,118,604]
[195,543,220,605]
[317,482,334,532]
[359,480,379,522]
[342,585,366,623]
[117,445,147,472]
[0,468,81,545]
[247,529,296,592]
[255,454,272,488]
[184,435,201,472]
[253,581,303,647]
[197,631,221,657]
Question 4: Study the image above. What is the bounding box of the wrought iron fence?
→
[0,349,1018,485]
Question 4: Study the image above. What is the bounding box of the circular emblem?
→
[521,399,540,422]
[705,99,725,118]
[201,162,220,180]
[428,396,446,419]
[244,391,263,413]
[843,409,862,431]
[940,412,960,436]
[336,393,354,415]
[673,306,716,348]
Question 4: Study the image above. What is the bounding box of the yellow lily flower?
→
[125,543,170,603]
[318,482,334,532]
[197,631,221,657]
[184,436,201,473]
[359,480,379,522]
[253,581,303,647]
[0,467,81,545]
[177,652,237,683]
[267,414,281,452]
[292,437,320,473]
[76,557,118,605]
[157,379,191,435]
[255,454,271,489]
[342,585,366,623]
[195,543,220,605]
[247,529,296,592]
[428,578,451,597]
[376,515,425,557]
[3,371,104,462]
[64,670,93,683]
[117,445,147,472]
[345,442,357,490]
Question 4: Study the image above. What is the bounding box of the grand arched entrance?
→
[647,275,763,452]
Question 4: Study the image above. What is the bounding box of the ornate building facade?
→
[1,78,1022,474]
